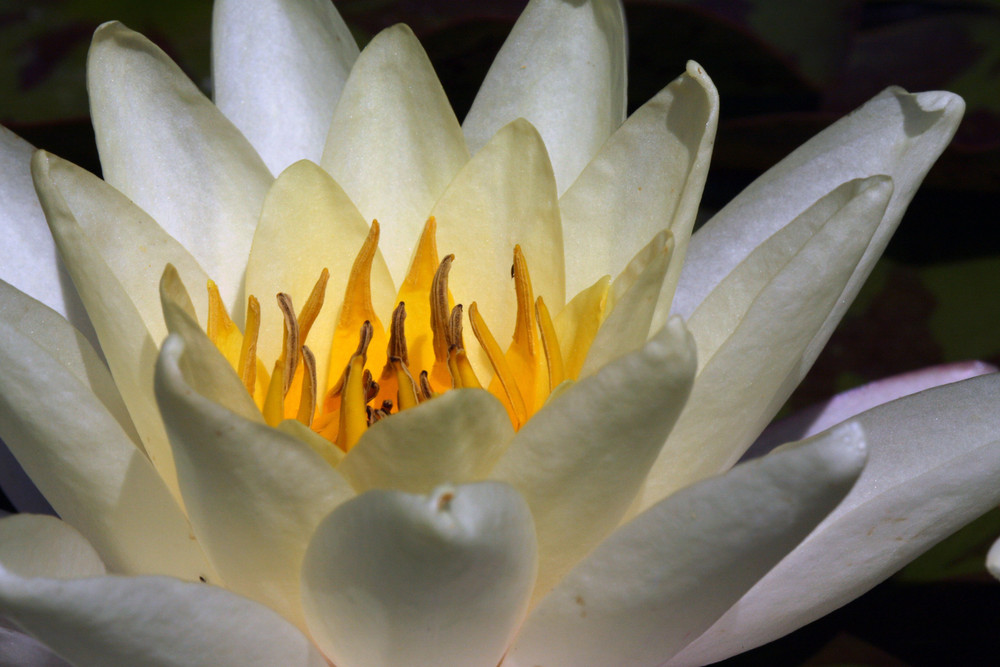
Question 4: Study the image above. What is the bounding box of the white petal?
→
[0,316,212,581]
[463,0,627,193]
[321,24,469,282]
[505,423,866,667]
[670,373,1000,665]
[213,0,358,174]
[245,160,395,386]
[0,515,105,579]
[492,318,695,599]
[674,88,964,325]
[987,536,1000,581]
[88,21,273,314]
[0,624,71,667]
[301,483,537,667]
[559,61,718,301]
[0,128,89,335]
[339,388,513,494]
[154,335,354,630]
[31,151,183,503]
[432,119,564,377]
[639,176,891,510]
[0,572,327,667]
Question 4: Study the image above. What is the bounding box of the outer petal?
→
[639,176,891,510]
[154,335,354,630]
[339,388,513,494]
[670,374,1000,665]
[301,483,537,667]
[213,0,359,174]
[88,21,273,314]
[559,61,717,302]
[0,623,71,667]
[432,119,564,377]
[0,127,88,332]
[463,0,627,193]
[988,537,1000,581]
[674,88,964,327]
[0,515,105,579]
[504,423,866,667]
[491,318,695,599]
[245,160,395,387]
[0,572,327,667]
[321,25,470,281]
[0,313,212,581]
[32,151,182,503]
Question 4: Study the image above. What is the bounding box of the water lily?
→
[0,0,998,666]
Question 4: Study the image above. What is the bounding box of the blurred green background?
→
[3,0,999,664]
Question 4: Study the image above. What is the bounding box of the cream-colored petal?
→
[245,160,395,386]
[42,151,211,340]
[579,230,673,377]
[301,483,537,667]
[492,318,695,600]
[674,88,964,326]
[31,151,183,504]
[0,572,327,667]
[505,423,866,667]
[463,0,627,194]
[432,119,564,378]
[320,24,469,282]
[987,536,1000,581]
[154,335,354,630]
[339,388,513,494]
[88,21,273,315]
[0,515,105,579]
[559,61,718,302]
[0,128,90,336]
[213,0,358,174]
[670,374,1000,665]
[639,176,891,511]
[0,318,212,581]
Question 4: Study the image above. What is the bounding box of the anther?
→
[431,255,455,363]
[277,292,299,396]
[238,295,261,396]
[296,345,317,427]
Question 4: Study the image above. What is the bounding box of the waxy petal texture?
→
[464,0,627,193]
[0,573,327,667]
[671,373,1000,665]
[505,423,866,667]
[213,0,358,175]
[155,335,354,630]
[88,21,273,315]
[321,24,470,282]
[492,317,695,598]
[0,515,105,580]
[302,483,537,667]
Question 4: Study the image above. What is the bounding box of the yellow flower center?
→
[204,217,602,453]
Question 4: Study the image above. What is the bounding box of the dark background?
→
[3,1,999,664]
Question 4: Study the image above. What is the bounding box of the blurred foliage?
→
[2,0,999,664]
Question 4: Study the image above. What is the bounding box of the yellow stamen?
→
[469,302,528,427]
[297,268,329,344]
[337,322,373,452]
[418,370,434,401]
[380,302,420,411]
[535,296,564,391]
[428,254,456,391]
[206,279,243,368]
[296,345,317,427]
[277,292,299,396]
[238,295,261,396]
[446,305,481,389]
[262,359,285,427]
[395,217,448,376]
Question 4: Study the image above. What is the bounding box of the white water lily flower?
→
[0,0,998,666]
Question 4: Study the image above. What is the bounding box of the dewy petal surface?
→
[0,304,211,581]
[339,388,514,494]
[213,0,359,175]
[674,88,964,322]
[559,60,718,302]
[0,573,327,667]
[0,515,105,580]
[504,423,866,667]
[491,317,695,599]
[463,0,627,194]
[155,335,354,630]
[88,21,273,315]
[432,119,564,377]
[671,373,1000,665]
[301,483,537,667]
[321,24,469,283]
[639,176,891,510]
